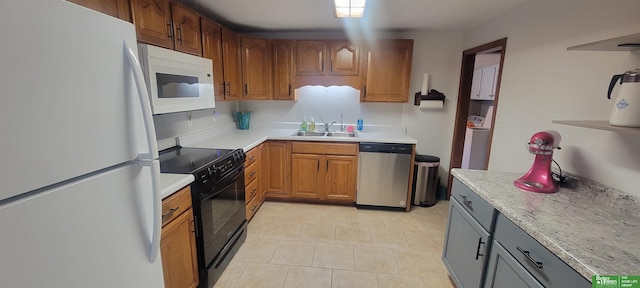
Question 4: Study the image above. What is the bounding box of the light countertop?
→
[160,173,194,199]
[451,169,640,281]
[160,124,416,198]
[183,127,417,152]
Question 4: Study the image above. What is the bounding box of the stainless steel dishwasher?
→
[356,142,412,209]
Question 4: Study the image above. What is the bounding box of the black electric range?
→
[159,146,247,288]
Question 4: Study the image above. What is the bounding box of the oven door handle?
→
[202,166,244,200]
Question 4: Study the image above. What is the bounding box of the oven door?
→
[199,165,246,266]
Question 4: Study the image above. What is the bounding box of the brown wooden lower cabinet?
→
[290,142,357,202]
[161,186,198,288]
[263,141,291,198]
[244,144,264,220]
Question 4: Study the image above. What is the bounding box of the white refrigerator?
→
[0,0,165,287]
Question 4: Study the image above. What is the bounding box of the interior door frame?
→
[446,38,507,198]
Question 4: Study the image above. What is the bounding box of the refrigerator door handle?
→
[124,41,159,161]
[138,160,162,263]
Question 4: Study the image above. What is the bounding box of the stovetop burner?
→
[159,146,236,174]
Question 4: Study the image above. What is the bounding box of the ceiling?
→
[182,0,530,32]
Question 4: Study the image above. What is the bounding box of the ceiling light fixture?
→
[333,0,366,18]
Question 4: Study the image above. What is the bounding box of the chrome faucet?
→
[340,113,344,132]
[319,118,336,133]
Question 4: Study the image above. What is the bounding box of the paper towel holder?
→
[414,89,445,106]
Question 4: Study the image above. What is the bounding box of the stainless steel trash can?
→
[412,155,440,207]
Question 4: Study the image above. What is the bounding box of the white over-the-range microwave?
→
[138,44,214,115]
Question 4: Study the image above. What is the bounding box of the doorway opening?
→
[446,38,507,198]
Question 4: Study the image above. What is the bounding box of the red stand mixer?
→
[514,130,562,193]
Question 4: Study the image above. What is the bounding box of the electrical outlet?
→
[187,112,193,127]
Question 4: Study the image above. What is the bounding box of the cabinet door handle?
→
[161,206,180,222]
[221,82,227,95]
[245,83,248,95]
[249,171,256,178]
[363,86,367,97]
[475,237,485,260]
[517,246,543,269]
[326,159,328,171]
[461,195,473,210]
[249,155,256,162]
[250,188,257,197]
[177,26,183,44]
[288,84,291,96]
[317,161,319,171]
[251,204,258,212]
[166,22,174,39]
[226,82,231,96]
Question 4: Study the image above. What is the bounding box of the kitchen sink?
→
[326,132,358,137]
[291,131,327,136]
[291,130,358,138]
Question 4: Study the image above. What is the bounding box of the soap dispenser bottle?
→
[301,116,308,132]
[308,117,316,132]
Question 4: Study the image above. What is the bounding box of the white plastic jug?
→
[608,69,640,127]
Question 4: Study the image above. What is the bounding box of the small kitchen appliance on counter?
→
[514,130,562,193]
[608,68,640,127]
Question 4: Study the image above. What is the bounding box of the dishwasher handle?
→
[359,143,413,154]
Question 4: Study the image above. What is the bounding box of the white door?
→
[0,0,156,199]
[0,162,164,288]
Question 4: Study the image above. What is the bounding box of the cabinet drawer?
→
[246,192,261,220]
[245,146,261,167]
[494,214,590,288]
[291,142,357,155]
[161,186,192,227]
[443,198,491,288]
[451,178,495,231]
[245,174,260,203]
[244,158,260,184]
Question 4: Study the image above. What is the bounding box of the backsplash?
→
[153,101,237,150]
[238,86,404,126]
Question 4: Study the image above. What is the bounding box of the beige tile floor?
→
[214,201,456,288]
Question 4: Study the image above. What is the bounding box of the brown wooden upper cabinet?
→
[131,0,202,56]
[361,39,413,102]
[271,40,295,100]
[295,40,359,76]
[68,0,132,21]
[328,40,359,76]
[202,18,242,101]
[241,37,272,100]
[170,2,201,56]
[294,40,361,89]
[295,40,326,76]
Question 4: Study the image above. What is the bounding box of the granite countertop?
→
[451,169,640,281]
[160,173,194,199]
[179,124,417,152]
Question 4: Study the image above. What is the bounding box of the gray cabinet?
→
[444,178,590,288]
[484,241,544,288]
[443,179,496,288]
[486,214,591,288]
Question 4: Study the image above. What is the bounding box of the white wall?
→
[400,31,463,180]
[153,101,237,149]
[463,0,640,196]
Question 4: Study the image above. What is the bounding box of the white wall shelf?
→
[552,120,640,135]
[567,33,640,51]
